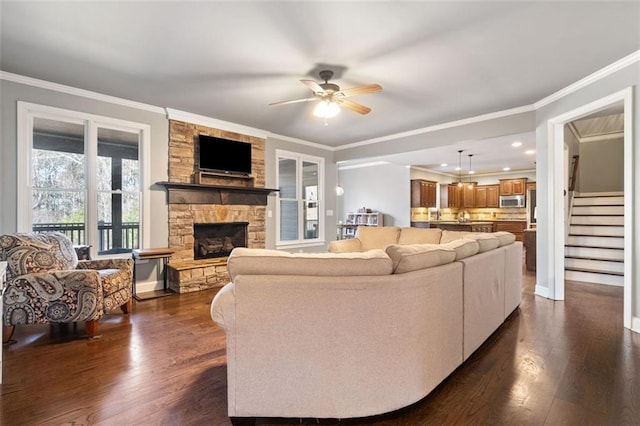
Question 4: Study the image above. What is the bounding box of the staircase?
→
[565,192,624,286]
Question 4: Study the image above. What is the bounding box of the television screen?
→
[198,135,252,175]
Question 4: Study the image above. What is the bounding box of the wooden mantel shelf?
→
[157,182,278,205]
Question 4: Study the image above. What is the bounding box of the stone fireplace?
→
[164,120,271,293]
[193,222,248,260]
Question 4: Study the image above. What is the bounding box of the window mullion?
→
[85,121,98,255]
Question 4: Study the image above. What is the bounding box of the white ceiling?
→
[1,1,638,174]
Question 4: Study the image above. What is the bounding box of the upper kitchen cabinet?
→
[475,184,499,208]
[440,184,461,208]
[411,179,437,208]
[499,178,527,196]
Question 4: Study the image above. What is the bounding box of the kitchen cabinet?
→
[475,185,500,208]
[441,184,461,208]
[499,178,527,196]
[487,185,500,207]
[411,179,437,208]
[461,183,476,208]
[495,220,527,241]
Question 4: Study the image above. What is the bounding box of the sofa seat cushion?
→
[385,244,456,274]
[354,226,401,251]
[397,227,442,245]
[440,238,480,260]
[227,248,393,281]
[492,231,517,247]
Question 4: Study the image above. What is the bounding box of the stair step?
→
[566,235,624,248]
[564,258,624,274]
[573,196,624,206]
[565,246,624,261]
[576,191,623,197]
[572,206,624,215]
[569,225,624,237]
[571,216,624,226]
[565,269,624,286]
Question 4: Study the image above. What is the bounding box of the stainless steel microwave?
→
[499,195,525,208]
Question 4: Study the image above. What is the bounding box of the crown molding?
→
[267,132,334,151]
[335,104,535,151]
[165,108,270,139]
[0,70,166,114]
[534,49,640,109]
[338,161,390,170]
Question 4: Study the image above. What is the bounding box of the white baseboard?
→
[534,284,550,298]
[632,316,640,334]
[135,280,164,294]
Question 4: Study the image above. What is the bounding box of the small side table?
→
[132,248,175,300]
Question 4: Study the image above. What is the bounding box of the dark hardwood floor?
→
[2,268,639,425]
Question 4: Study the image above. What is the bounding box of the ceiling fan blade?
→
[337,98,372,115]
[269,97,319,107]
[338,84,382,98]
[300,79,325,95]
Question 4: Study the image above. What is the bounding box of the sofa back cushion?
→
[385,243,456,274]
[354,226,401,251]
[227,248,393,281]
[0,232,79,280]
[440,238,480,260]
[492,231,517,247]
[397,227,442,245]
[440,230,500,253]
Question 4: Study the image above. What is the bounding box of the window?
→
[276,150,324,247]
[18,102,150,257]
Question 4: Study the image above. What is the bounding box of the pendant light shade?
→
[468,154,474,189]
[457,150,464,188]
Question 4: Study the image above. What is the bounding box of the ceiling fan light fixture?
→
[313,99,340,119]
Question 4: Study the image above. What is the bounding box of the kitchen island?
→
[411,221,495,233]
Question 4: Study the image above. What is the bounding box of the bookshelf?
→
[338,211,384,239]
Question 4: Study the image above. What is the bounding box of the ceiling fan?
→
[269,70,382,117]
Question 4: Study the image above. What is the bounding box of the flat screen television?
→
[198,134,252,176]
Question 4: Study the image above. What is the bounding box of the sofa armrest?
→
[327,238,363,253]
[3,270,103,325]
[77,258,133,272]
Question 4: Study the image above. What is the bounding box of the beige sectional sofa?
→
[211,226,522,420]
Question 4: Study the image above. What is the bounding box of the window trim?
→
[275,149,325,248]
[17,101,151,258]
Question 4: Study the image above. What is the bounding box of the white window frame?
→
[17,102,151,258]
[275,149,325,248]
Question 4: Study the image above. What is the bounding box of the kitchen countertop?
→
[411,219,526,223]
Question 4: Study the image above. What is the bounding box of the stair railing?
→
[566,155,580,238]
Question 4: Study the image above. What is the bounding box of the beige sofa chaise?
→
[211,228,522,420]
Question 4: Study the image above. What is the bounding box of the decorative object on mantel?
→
[156,182,278,205]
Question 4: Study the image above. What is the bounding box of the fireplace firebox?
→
[193,222,248,260]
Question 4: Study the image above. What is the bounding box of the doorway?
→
[546,87,633,330]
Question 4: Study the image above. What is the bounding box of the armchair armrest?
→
[77,258,134,272]
[3,270,103,326]
[327,238,363,253]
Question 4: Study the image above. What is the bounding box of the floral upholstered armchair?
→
[1,232,133,342]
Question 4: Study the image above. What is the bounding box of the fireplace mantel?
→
[157,182,278,205]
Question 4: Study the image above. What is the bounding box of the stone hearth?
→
[165,120,268,293]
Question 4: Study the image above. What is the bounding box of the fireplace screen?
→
[193,222,248,260]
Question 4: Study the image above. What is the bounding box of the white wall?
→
[338,163,411,227]
[578,137,624,192]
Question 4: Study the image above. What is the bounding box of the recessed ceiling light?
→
[503,167,511,171]
[468,171,475,175]
[511,141,522,147]
[440,163,448,167]
[525,149,535,155]
[455,166,461,171]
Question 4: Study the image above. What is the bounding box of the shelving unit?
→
[339,211,384,239]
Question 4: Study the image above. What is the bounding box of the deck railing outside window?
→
[32,222,139,254]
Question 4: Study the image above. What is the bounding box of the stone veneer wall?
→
[167,120,266,292]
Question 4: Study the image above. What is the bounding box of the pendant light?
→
[468,154,474,189]
[457,150,464,188]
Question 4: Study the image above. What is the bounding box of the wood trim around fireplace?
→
[157,182,278,205]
